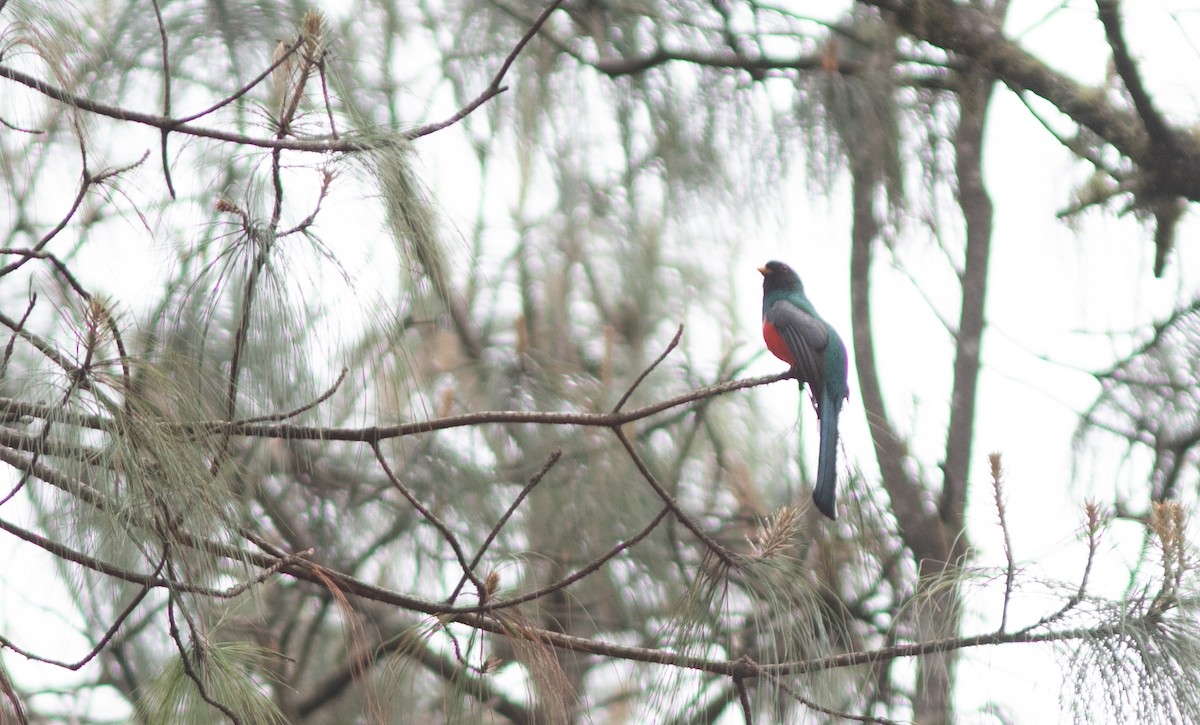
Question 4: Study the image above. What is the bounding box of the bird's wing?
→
[764,299,829,398]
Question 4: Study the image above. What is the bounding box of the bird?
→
[759,260,849,519]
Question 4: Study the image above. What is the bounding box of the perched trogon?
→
[759,260,849,519]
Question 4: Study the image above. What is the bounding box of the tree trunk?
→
[848,8,1000,721]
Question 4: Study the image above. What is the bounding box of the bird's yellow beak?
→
[757,266,769,276]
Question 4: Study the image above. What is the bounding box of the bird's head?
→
[758,260,803,294]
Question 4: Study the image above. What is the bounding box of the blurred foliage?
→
[1,0,1199,723]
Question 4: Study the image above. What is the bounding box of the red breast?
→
[762,319,794,366]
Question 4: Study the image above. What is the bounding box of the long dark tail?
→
[813,390,841,519]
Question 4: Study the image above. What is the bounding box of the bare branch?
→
[735,675,753,724]
[0,292,36,395]
[613,425,738,568]
[372,442,488,601]
[612,324,683,413]
[149,0,176,198]
[1096,0,1175,152]
[765,669,906,724]
[407,0,567,140]
[235,366,348,425]
[990,453,1016,633]
[447,449,563,604]
[166,591,243,724]
[0,63,367,152]
[212,371,794,442]
[0,0,559,153]
[0,662,28,725]
[0,515,304,599]
[460,504,670,615]
[177,37,305,125]
[0,178,88,279]
[0,551,166,671]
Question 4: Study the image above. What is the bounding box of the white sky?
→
[3,0,1200,722]
[723,1,1200,720]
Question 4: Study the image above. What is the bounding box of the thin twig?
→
[213,371,795,442]
[149,0,176,198]
[457,505,670,615]
[447,449,563,604]
[735,675,754,724]
[0,397,108,429]
[277,27,317,139]
[235,367,348,424]
[1017,501,1104,635]
[371,442,488,600]
[268,152,286,229]
[0,0,555,150]
[0,113,43,134]
[0,551,166,670]
[0,292,36,397]
[0,63,367,152]
[177,37,305,124]
[0,441,1169,683]
[613,426,738,568]
[1014,90,1119,183]
[407,0,566,139]
[0,176,89,278]
[269,25,318,231]
[316,53,338,139]
[435,619,491,676]
[279,166,335,237]
[990,452,1016,633]
[213,228,274,474]
[0,662,27,725]
[5,297,106,507]
[0,515,298,598]
[0,370,794,441]
[612,324,683,413]
[764,669,903,724]
[166,590,243,724]
[1096,0,1175,151]
[218,550,315,598]
[0,149,146,288]
[0,249,92,302]
[0,249,134,421]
